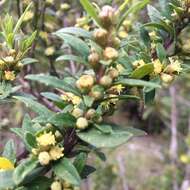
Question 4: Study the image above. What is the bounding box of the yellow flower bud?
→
[72,107,84,118]
[45,47,55,56]
[108,68,119,79]
[4,56,14,63]
[90,85,104,100]
[94,29,108,46]
[153,59,163,74]
[37,132,56,147]
[100,75,113,87]
[49,146,64,161]
[88,52,100,67]
[76,75,94,90]
[60,3,70,11]
[161,73,174,84]
[103,47,118,60]
[51,181,62,190]
[76,117,88,129]
[38,151,51,166]
[85,109,96,120]
[99,5,115,27]
[4,71,15,81]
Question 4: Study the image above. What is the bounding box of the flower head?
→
[37,132,56,147]
[49,146,64,161]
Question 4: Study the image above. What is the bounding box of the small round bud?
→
[108,68,119,79]
[51,181,62,190]
[88,52,100,68]
[100,75,113,87]
[85,109,96,120]
[90,85,104,100]
[38,151,51,166]
[103,47,118,60]
[76,75,94,90]
[99,5,115,27]
[94,29,108,46]
[55,131,62,140]
[161,73,174,84]
[60,3,70,11]
[72,107,84,118]
[112,37,121,48]
[76,117,89,129]
[4,56,14,64]
[8,49,17,56]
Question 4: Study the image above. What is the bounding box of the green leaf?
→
[53,158,81,186]
[73,153,88,174]
[0,170,15,190]
[117,0,149,30]
[24,176,52,190]
[13,2,33,34]
[56,55,88,65]
[130,64,154,79]
[2,140,16,164]
[25,74,80,96]
[140,26,151,48]
[22,114,35,133]
[24,132,37,150]
[13,157,39,185]
[21,58,38,65]
[21,31,37,51]
[147,4,163,22]
[48,112,76,128]
[13,95,53,118]
[77,127,133,148]
[95,124,113,134]
[55,33,89,57]
[156,43,167,62]
[0,82,12,99]
[80,0,101,26]
[56,27,92,38]
[83,96,94,107]
[115,79,161,88]
[10,128,24,139]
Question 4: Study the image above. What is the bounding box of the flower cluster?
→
[32,129,64,166]
[51,180,80,190]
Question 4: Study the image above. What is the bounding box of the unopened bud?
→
[76,117,89,129]
[90,85,104,100]
[88,52,100,68]
[100,75,113,87]
[38,151,51,166]
[99,5,115,27]
[76,75,94,90]
[161,73,174,84]
[72,107,84,118]
[51,181,62,190]
[85,109,96,120]
[108,68,119,79]
[94,29,108,46]
[103,47,118,60]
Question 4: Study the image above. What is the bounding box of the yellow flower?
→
[118,30,128,39]
[37,132,56,147]
[39,31,49,41]
[76,75,94,89]
[149,31,157,40]
[49,146,64,161]
[153,59,163,74]
[0,157,14,170]
[45,47,55,56]
[51,181,62,190]
[165,57,182,74]
[4,71,15,81]
[180,154,190,164]
[116,64,125,74]
[76,117,89,129]
[132,59,145,69]
[61,93,81,105]
[109,84,125,95]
